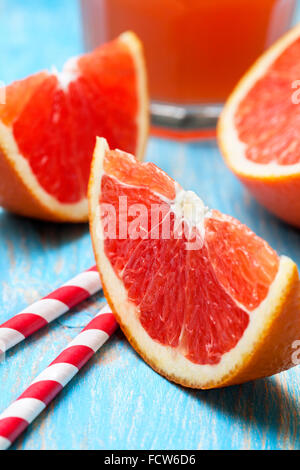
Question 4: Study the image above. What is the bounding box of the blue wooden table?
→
[0,0,300,451]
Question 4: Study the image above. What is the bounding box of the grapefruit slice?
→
[0,32,148,222]
[89,137,300,389]
[218,24,300,228]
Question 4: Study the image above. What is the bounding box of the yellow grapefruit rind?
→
[89,138,300,389]
[218,23,300,228]
[0,32,149,222]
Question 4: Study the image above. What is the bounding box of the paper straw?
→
[0,266,101,354]
[0,305,118,450]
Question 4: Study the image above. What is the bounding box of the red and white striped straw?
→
[0,304,118,450]
[0,266,101,355]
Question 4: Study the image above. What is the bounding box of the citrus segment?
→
[0,72,47,126]
[103,150,176,201]
[89,138,299,388]
[0,32,148,221]
[205,212,279,311]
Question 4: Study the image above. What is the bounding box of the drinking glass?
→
[80,0,296,134]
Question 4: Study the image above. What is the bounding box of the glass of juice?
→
[80,0,296,134]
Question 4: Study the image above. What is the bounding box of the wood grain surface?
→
[0,0,299,450]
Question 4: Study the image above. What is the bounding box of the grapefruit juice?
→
[81,0,295,129]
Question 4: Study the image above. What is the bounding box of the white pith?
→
[219,23,300,179]
[0,32,148,220]
[90,138,297,388]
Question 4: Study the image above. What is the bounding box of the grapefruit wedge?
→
[89,138,300,389]
[0,32,148,222]
[218,24,300,228]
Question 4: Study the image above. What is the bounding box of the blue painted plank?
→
[0,0,299,451]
